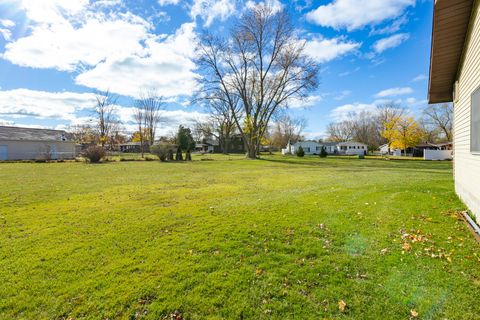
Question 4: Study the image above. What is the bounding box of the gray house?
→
[0,126,76,160]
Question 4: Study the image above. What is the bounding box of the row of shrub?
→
[150,144,192,162]
[82,144,193,163]
[295,146,328,158]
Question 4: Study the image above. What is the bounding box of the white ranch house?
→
[282,141,367,156]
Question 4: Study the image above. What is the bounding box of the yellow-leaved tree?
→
[381,115,401,153]
[390,116,424,156]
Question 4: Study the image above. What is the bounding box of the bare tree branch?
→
[196,5,319,158]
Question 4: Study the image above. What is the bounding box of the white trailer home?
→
[337,141,368,155]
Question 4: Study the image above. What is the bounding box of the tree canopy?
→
[176,125,195,152]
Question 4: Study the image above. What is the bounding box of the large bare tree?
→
[69,124,98,145]
[422,103,453,142]
[351,111,385,149]
[135,91,164,146]
[93,90,120,148]
[133,91,164,157]
[197,5,319,159]
[133,102,146,157]
[195,92,240,154]
[326,120,355,142]
[270,112,307,149]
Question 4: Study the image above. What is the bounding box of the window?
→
[472,88,480,152]
[305,147,310,152]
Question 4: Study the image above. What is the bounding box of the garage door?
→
[0,145,8,161]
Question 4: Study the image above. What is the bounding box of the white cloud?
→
[305,37,361,63]
[3,2,200,99]
[190,0,235,27]
[0,118,15,126]
[289,95,322,109]
[0,120,50,129]
[0,89,96,120]
[16,0,90,24]
[334,90,351,101]
[372,33,409,53]
[0,28,12,40]
[158,0,180,5]
[338,67,360,77]
[369,15,408,35]
[0,19,15,28]
[75,22,199,98]
[0,18,15,41]
[3,11,150,71]
[374,87,413,98]
[246,0,284,14]
[306,0,415,31]
[293,0,314,12]
[330,103,377,121]
[412,74,427,82]
[404,97,427,107]
[115,106,209,136]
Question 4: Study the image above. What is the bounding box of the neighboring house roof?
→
[436,141,453,147]
[196,139,219,146]
[416,141,453,148]
[0,126,72,142]
[293,140,318,144]
[119,142,142,146]
[338,141,367,146]
[320,142,338,147]
[428,0,474,103]
[205,139,219,146]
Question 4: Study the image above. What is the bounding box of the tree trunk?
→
[246,146,257,159]
[221,138,227,155]
[223,137,230,154]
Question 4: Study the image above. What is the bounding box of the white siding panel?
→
[455,0,480,220]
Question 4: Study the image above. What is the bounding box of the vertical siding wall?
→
[455,0,480,220]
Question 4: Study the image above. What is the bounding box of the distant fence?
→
[424,149,453,161]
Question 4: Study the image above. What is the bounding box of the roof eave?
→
[428,0,474,104]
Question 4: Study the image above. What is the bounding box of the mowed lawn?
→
[0,156,479,319]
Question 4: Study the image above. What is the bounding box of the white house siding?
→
[0,140,76,160]
[454,0,480,220]
[337,142,368,155]
[291,141,321,155]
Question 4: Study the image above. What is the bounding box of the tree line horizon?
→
[67,3,451,158]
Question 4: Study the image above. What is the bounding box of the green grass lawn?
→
[0,155,479,319]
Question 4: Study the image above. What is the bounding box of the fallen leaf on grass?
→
[402,242,411,252]
[170,310,183,320]
[338,300,347,312]
[255,268,264,276]
[410,309,418,317]
[380,248,388,255]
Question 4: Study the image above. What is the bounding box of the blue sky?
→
[0,0,433,138]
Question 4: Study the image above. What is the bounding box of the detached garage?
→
[0,126,76,160]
